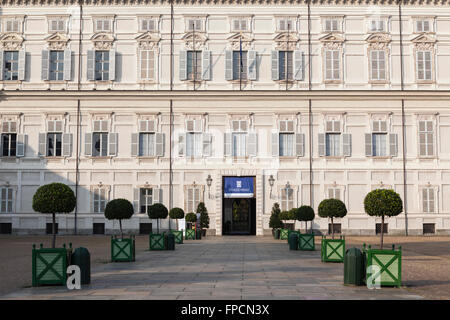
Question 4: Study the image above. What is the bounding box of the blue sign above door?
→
[224,177,254,198]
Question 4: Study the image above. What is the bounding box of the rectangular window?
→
[140,50,155,80]
[232,51,247,80]
[278,19,293,31]
[370,20,385,32]
[325,19,339,32]
[93,188,107,213]
[279,51,293,80]
[417,51,432,81]
[49,51,64,81]
[232,133,247,157]
[328,187,341,200]
[279,133,294,156]
[3,51,19,81]
[281,187,294,211]
[92,132,108,157]
[371,50,386,81]
[325,133,340,156]
[95,19,111,32]
[325,50,340,80]
[419,120,434,156]
[140,188,153,214]
[95,51,110,81]
[5,20,20,32]
[0,187,13,213]
[139,133,155,157]
[49,20,65,32]
[186,132,202,157]
[1,133,16,157]
[372,133,387,157]
[140,19,156,32]
[416,20,430,32]
[187,187,201,213]
[232,19,248,31]
[187,51,201,81]
[47,133,62,157]
[422,188,435,213]
[187,19,202,31]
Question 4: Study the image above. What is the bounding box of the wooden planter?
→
[111,236,135,262]
[298,233,315,251]
[363,244,402,288]
[279,229,289,240]
[32,243,72,287]
[185,229,195,240]
[149,234,166,250]
[171,230,183,244]
[321,236,345,263]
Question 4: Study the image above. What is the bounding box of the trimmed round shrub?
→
[104,199,134,238]
[185,212,198,223]
[278,211,290,229]
[147,203,168,234]
[289,208,300,220]
[318,198,347,238]
[169,207,185,220]
[297,205,315,233]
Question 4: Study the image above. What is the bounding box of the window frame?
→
[92,132,108,157]
[186,186,202,213]
[140,49,155,81]
[422,187,436,213]
[280,186,294,212]
[370,50,387,82]
[92,187,108,213]
[278,51,293,81]
[48,19,66,33]
[418,120,435,157]
[49,50,65,81]
[186,50,202,81]
[3,51,19,81]
[416,50,433,82]
[1,133,17,157]
[232,50,248,80]
[0,187,13,213]
[46,132,63,157]
[94,50,110,81]
[139,187,154,214]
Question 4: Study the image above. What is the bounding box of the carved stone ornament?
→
[227,32,253,50]
[412,33,436,50]
[319,32,345,50]
[273,32,299,50]
[91,32,115,50]
[366,33,391,50]
[135,32,160,50]
[45,32,69,50]
[0,33,24,50]
[182,32,207,50]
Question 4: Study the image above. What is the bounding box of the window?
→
[328,187,341,200]
[279,133,294,156]
[186,133,202,157]
[92,188,108,213]
[3,51,19,81]
[232,133,247,157]
[187,19,202,31]
[47,133,62,157]
[49,19,65,32]
[187,51,201,81]
[5,19,20,32]
[416,51,432,81]
[140,18,156,32]
[186,187,201,213]
[232,19,248,32]
[1,133,16,157]
[95,19,111,32]
[139,133,155,157]
[416,20,430,33]
[324,19,339,32]
[279,51,293,80]
[95,51,110,81]
[49,51,64,81]
[325,133,340,156]
[140,188,153,214]
[422,188,435,213]
[419,120,434,157]
[369,20,385,32]
[92,132,108,157]
[325,50,340,81]
[372,133,387,156]
[278,19,293,31]
[370,50,386,81]
[140,50,155,80]
[280,187,294,211]
[232,51,247,80]
[0,187,13,213]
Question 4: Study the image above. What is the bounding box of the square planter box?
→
[171,230,183,244]
[298,233,315,251]
[280,229,289,240]
[185,229,195,240]
[111,236,135,262]
[363,244,402,288]
[321,236,345,263]
[32,243,72,287]
[149,234,166,250]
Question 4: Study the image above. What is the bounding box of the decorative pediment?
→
[45,32,69,50]
[366,33,391,50]
[273,32,299,50]
[135,32,160,50]
[182,32,208,50]
[411,33,436,50]
[91,32,115,50]
[319,32,345,43]
[227,32,253,50]
[0,33,24,50]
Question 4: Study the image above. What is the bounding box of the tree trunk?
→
[380,215,384,250]
[157,219,160,234]
[331,217,334,239]
[176,218,179,231]
[119,219,123,239]
[52,213,56,249]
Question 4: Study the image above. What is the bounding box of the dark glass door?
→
[223,198,254,235]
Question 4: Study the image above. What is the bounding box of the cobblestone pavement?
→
[2,235,444,300]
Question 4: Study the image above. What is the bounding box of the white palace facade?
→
[1,0,450,236]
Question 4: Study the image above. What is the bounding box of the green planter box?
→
[321,236,345,262]
[171,230,183,244]
[149,234,166,250]
[32,243,72,287]
[363,244,402,288]
[111,236,135,262]
[185,229,195,240]
[298,233,315,251]
[280,229,289,240]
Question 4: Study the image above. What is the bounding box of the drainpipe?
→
[308,0,313,234]
[169,1,174,212]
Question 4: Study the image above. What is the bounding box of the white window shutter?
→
[225,50,233,81]
[153,188,161,204]
[365,133,373,156]
[108,132,118,156]
[109,49,116,81]
[247,133,257,156]
[295,133,305,157]
[131,133,139,157]
[38,133,47,156]
[87,50,95,80]
[389,133,398,157]
[318,133,325,157]
[179,50,187,80]
[41,50,49,81]
[342,133,351,157]
[0,51,3,81]
[18,50,26,81]
[202,133,212,157]
[63,50,71,81]
[178,133,186,156]
[294,50,304,80]
[202,50,211,80]
[133,188,140,214]
[224,132,232,157]
[272,132,279,157]
[62,133,72,157]
[155,132,164,157]
[85,133,92,156]
[16,134,26,157]
[271,51,279,80]
[248,50,257,80]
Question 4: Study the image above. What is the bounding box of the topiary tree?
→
[169,207,185,231]
[269,203,283,231]
[185,212,197,229]
[297,205,315,233]
[104,199,134,239]
[318,199,347,239]
[147,203,168,234]
[364,189,403,249]
[197,202,209,232]
[32,183,76,248]
[278,211,290,229]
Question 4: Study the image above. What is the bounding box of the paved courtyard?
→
[2,235,448,300]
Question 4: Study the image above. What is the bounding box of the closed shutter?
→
[179,50,187,80]
[87,50,95,80]
[225,50,233,80]
[18,49,26,81]
[131,133,139,157]
[109,49,116,81]
[294,50,304,80]
[62,133,72,157]
[155,132,164,157]
[108,133,118,156]
[342,133,352,157]
[0,51,3,81]
[38,133,47,156]
[41,50,49,80]
[224,132,232,157]
[16,134,26,157]
[271,51,279,80]
[389,133,398,156]
[152,188,161,204]
[85,133,92,156]
[295,133,305,157]
[202,133,212,157]
[272,132,279,157]
[133,188,140,214]
[248,50,257,80]
[178,133,186,156]
[202,50,211,80]
[318,133,325,157]
[247,133,257,156]
[365,133,373,156]
[63,49,71,81]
